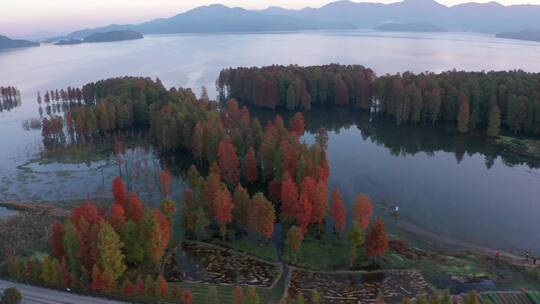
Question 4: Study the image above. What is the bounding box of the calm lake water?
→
[0,31,539,253]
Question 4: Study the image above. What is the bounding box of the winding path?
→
[0,280,127,304]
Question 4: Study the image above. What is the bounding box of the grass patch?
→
[283,237,352,270]
[170,281,279,303]
[210,238,279,262]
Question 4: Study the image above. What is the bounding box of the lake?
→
[0,31,539,253]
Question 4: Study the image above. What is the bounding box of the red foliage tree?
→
[234,286,244,304]
[135,275,145,296]
[218,138,239,185]
[243,147,258,183]
[214,187,234,240]
[122,278,135,297]
[365,219,389,257]
[71,201,103,273]
[51,221,65,260]
[159,170,172,198]
[112,176,127,206]
[311,180,328,226]
[91,265,103,292]
[280,172,298,221]
[157,274,169,299]
[296,191,312,234]
[268,178,281,202]
[183,290,193,304]
[110,203,126,232]
[148,211,171,271]
[352,194,373,229]
[290,112,305,137]
[125,193,144,222]
[330,188,346,233]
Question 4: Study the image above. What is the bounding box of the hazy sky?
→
[2,0,540,38]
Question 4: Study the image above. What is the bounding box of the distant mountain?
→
[496,30,540,42]
[375,22,446,32]
[60,0,540,39]
[63,4,354,38]
[0,35,39,50]
[83,30,143,43]
[258,0,540,33]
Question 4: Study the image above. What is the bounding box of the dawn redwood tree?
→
[348,222,364,267]
[112,176,127,206]
[183,290,193,304]
[159,170,172,198]
[160,199,177,222]
[71,201,103,273]
[249,193,276,240]
[268,178,281,202]
[280,172,299,221]
[135,275,145,297]
[148,211,171,272]
[234,286,244,304]
[157,274,169,299]
[296,191,312,234]
[352,194,373,229]
[218,138,240,186]
[110,203,126,232]
[286,225,304,261]
[311,180,328,228]
[91,264,104,292]
[50,221,64,260]
[330,188,346,234]
[290,112,305,137]
[97,221,126,283]
[243,147,258,183]
[233,184,251,231]
[214,187,234,240]
[487,105,501,137]
[365,219,389,257]
[125,193,144,222]
[121,278,135,297]
[457,97,470,133]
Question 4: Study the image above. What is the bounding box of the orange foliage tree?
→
[330,188,346,233]
[365,219,389,257]
[352,194,373,229]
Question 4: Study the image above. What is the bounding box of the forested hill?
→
[218,65,540,137]
[64,4,354,39]
[0,35,39,50]
[83,30,143,43]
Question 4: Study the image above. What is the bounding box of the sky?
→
[2,0,540,38]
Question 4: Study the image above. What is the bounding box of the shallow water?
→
[0,31,539,253]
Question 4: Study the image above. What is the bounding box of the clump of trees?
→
[219,66,540,137]
[218,64,375,110]
[0,86,21,112]
[6,177,192,303]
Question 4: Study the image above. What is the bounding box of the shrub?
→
[2,287,22,304]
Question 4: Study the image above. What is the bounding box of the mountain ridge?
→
[60,0,540,40]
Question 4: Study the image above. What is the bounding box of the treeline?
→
[218,66,540,137]
[40,77,199,147]
[0,86,21,112]
[217,64,375,111]
[6,177,181,302]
